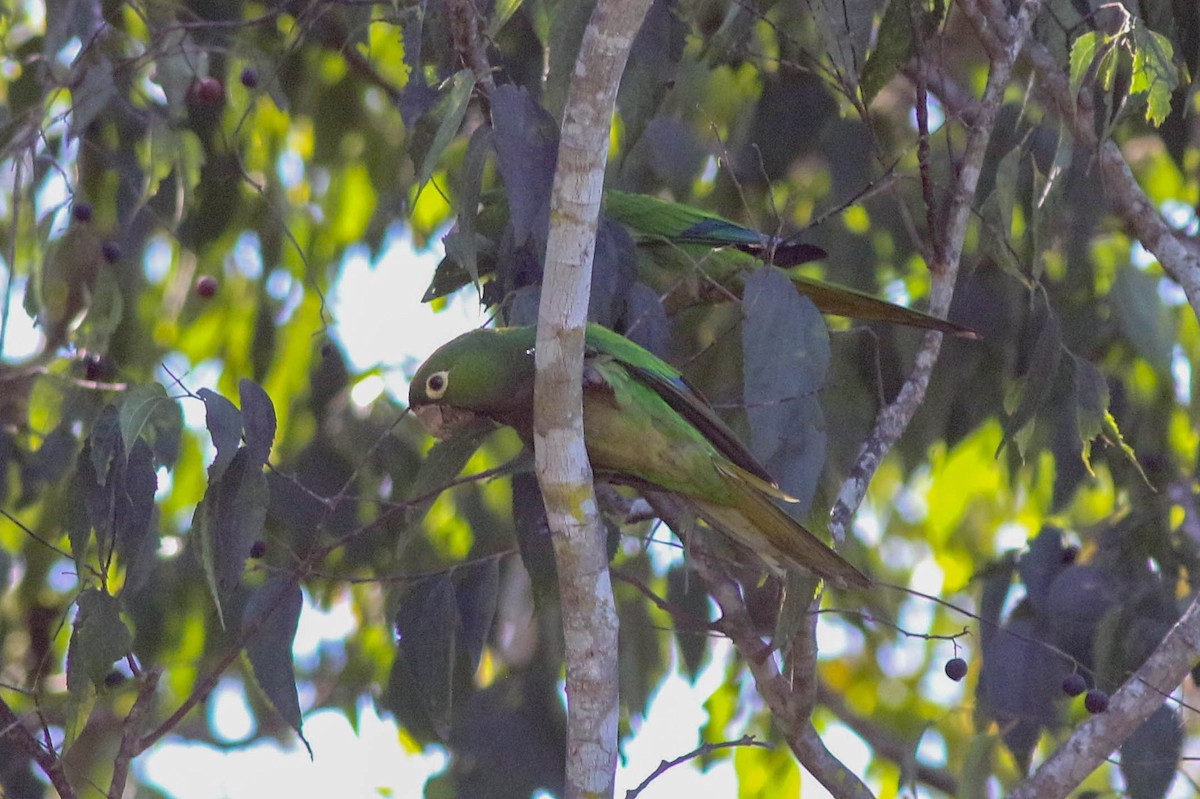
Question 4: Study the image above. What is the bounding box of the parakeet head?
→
[408,327,537,438]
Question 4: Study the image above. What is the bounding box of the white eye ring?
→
[425,370,449,399]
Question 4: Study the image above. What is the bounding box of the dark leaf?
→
[119,383,170,457]
[666,564,710,680]
[65,446,95,571]
[405,417,496,532]
[66,588,132,694]
[491,84,558,246]
[27,424,77,485]
[618,0,685,151]
[742,267,830,513]
[512,471,557,602]
[452,124,494,290]
[588,217,638,327]
[239,379,276,468]
[998,304,1062,459]
[243,576,310,754]
[620,282,670,357]
[454,558,499,674]
[1112,266,1176,376]
[396,575,460,739]
[860,0,916,102]
[977,613,1066,772]
[198,388,243,483]
[1017,526,1067,614]
[1120,703,1183,799]
[411,69,476,195]
[116,439,157,583]
[90,405,122,483]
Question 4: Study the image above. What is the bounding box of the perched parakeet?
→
[603,191,975,337]
[408,324,870,589]
[424,190,974,338]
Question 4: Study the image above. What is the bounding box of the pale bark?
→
[533,1,652,797]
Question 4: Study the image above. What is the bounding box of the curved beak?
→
[412,404,477,439]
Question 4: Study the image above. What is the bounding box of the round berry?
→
[72,202,93,223]
[249,540,267,559]
[944,657,968,682]
[101,240,121,263]
[188,77,225,106]
[103,671,126,687]
[196,275,219,298]
[1061,672,1087,697]
[240,67,258,88]
[1084,689,1109,714]
[1061,546,1079,565]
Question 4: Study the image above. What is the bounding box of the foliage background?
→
[0,0,1197,796]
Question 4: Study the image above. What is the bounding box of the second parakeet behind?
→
[408,324,869,589]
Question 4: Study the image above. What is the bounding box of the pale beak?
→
[413,404,477,439]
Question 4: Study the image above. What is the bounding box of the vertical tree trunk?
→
[534,0,652,796]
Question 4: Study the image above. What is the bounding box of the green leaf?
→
[66,589,132,694]
[666,565,710,681]
[119,383,170,458]
[979,147,1024,279]
[742,267,830,513]
[1069,32,1100,99]
[395,575,460,739]
[453,559,498,675]
[239,379,276,469]
[1070,355,1109,475]
[861,0,916,103]
[998,305,1062,458]
[198,388,243,483]
[90,405,122,483]
[243,576,310,755]
[1111,266,1176,376]
[452,124,494,291]
[411,69,476,196]
[1129,26,1180,126]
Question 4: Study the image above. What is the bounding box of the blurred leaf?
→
[454,558,499,674]
[1017,527,1067,615]
[512,470,557,602]
[66,589,132,693]
[491,84,559,246]
[119,383,170,457]
[666,564,710,681]
[1120,703,1183,799]
[239,379,276,469]
[1112,266,1176,376]
[1129,25,1181,126]
[742,267,829,513]
[116,440,157,579]
[861,0,916,103]
[452,124,494,290]
[396,574,459,739]
[618,0,685,151]
[411,69,476,195]
[243,576,310,754]
[198,388,243,483]
[405,418,496,531]
[90,404,122,483]
[998,304,1062,458]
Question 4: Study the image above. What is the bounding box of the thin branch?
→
[1009,593,1200,799]
[0,694,75,799]
[108,669,161,799]
[625,735,772,798]
[829,0,1045,539]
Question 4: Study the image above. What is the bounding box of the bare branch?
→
[625,735,772,798]
[0,694,75,799]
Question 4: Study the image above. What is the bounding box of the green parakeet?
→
[408,324,870,589]
[424,190,974,338]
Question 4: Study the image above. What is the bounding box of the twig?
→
[829,0,1045,540]
[0,694,75,799]
[108,669,161,799]
[624,735,772,798]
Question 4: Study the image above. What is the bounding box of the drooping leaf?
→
[198,388,243,483]
[512,471,557,602]
[666,564,711,681]
[454,558,499,674]
[1129,25,1180,127]
[411,69,476,195]
[66,588,132,694]
[861,0,916,103]
[116,440,157,581]
[395,574,460,739]
[119,383,170,457]
[618,0,686,152]
[491,84,559,246]
[243,576,310,754]
[239,379,276,469]
[742,267,830,513]
[1120,703,1183,799]
[1017,526,1067,615]
[998,303,1062,458]
[90,405,122,483]
[452,124,495,291]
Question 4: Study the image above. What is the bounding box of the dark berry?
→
[320,340,336,359]
[944,657,968,682]
[1061,546,1079,565]
[196,275,219,298]
[72,202,93,223]
[1061,672,1087,697]
[249,540,267,559]
[103,671,126,687]
[1084,689,1109,714]
[101,241,121,263]
[240,67,258,88]
[188,77,225,106]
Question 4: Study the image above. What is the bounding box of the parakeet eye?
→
[425,370,449,399]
